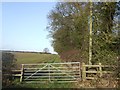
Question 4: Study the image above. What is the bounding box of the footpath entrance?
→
[20,62,81,83]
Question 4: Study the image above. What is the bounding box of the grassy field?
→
[13,52,61,68]
[9,52,78,88]
[4,52,118,88]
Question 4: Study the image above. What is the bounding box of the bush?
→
[2,52,17,88]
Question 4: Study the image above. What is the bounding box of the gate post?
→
[82,63,86,81]
[99,63,102,77]
[79,62,81,80]
[20,64,24,82]
[48,64,51,81]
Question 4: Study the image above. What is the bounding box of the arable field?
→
[13,52,61,68]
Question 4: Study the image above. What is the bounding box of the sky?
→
[2,2,57,54]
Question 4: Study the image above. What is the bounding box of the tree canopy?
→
[47,2,120,64]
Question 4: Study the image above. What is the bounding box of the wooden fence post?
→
[48,64,51,82]
[99,63,102,77]
[79,62,81,80]
[20,64,24,82]
[82,62,86,81]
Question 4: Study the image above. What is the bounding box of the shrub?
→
[2,52,17,88]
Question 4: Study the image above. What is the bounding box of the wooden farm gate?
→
[21,62,81,83]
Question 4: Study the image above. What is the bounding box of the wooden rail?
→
[12,70,22,77]
[12,62,81,83]
[23,62,81,83]
[12,62,117,82]
[12,70,22,82]
[82,62,115,81]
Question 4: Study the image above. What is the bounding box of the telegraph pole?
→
[89,0,93,65]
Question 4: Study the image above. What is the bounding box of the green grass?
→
[13,52,61,68]
[10,52,78,88]
[10,80,76,88]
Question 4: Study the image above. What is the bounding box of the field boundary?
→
[13,62,81,83]
[12,62,119,82]
[82,62,118,81]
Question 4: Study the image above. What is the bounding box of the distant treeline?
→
[1,50,52,54]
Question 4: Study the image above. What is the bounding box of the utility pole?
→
[89,0,93,65]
